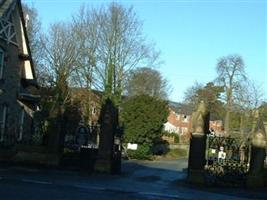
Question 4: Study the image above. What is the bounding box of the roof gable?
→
[0,0,37,84]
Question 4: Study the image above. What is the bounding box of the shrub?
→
[122,95,169,146]
[162,131,180,144]
[127,144,152,160]
[152,140,170,155]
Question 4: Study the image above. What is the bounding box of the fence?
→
[205,134,250,186]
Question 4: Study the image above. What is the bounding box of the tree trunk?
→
[240,114,244,135]
[224,110,230,136]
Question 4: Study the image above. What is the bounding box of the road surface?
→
[0,158,265,199]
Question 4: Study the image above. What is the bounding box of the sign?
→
[127,143,138,150]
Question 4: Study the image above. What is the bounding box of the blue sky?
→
[24,0,267,102]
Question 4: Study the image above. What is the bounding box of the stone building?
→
[0,0,39,144]
[163,102,224,143]
[70,88,102,125]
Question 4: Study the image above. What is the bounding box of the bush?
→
[127,144,152,160]
[122,95,169,145]
[162,131,180,144]
[152,140,170,155]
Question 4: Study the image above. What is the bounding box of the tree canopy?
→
[216,54,247,134]
[125,67,170,99]
[183,82,224,120]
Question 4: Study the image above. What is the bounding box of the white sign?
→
[127,143,138,150]
[217,146,226,162]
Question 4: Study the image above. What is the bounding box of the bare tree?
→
[68,3,161,122]
[77,3,161,105]
[216,54,247,135]
[125,67,171,99]
[70,6,100,123]
[235,80,264,134]
[41,22,79,108]
[183,82,203,108]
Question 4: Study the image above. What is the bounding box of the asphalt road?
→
[0,158,266,200]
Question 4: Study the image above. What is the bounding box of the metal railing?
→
[205,134,251,186]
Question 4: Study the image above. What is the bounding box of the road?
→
[0,158,266,200]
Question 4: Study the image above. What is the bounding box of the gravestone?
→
[188,101,210,184]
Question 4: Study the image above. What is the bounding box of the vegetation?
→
[22,2,266,160]
[125,67,170,100]
[22,2,165,145]
[122,94,168,149]
[183,82,224,120]
[127,144,152,160]
[162,131,180,143]
[23,2,162,128]
[183,55,265,135]
[260,102,267,121]
[215,55,247,135]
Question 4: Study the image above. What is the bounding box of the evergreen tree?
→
[122,95,168,146]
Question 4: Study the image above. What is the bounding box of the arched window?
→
[0,48,4,79]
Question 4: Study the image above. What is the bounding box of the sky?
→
[23,0,267,102]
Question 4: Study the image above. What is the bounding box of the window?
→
[18,108,25,141]
[183,115,188,123]
[92,107,97,115]
[0,105,7,142]
[0,48,4,79]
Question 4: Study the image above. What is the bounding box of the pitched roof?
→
[168,101,194,115]
[0,0,38,86]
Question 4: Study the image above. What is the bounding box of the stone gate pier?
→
[187,101,209,184]
[247,111,267,188]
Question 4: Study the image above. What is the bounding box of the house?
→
[164,102,193,135]
[70,88,102,125]
[164,102,224,137]
[0,0,39,145]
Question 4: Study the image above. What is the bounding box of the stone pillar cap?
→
[251,116,267,148]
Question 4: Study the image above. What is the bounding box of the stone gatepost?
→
[95,98,119,173]
[187,101,210,184]
[247,111,267,188]
[48,106,65,153]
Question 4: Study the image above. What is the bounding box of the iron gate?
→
[205,134,251,186]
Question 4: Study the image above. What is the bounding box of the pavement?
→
[0,158,266,200]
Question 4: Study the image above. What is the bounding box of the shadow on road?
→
[0,158,266,199]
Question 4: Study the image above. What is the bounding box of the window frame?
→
[18,107,25,141]
[0,105,7,142]
[0,48,4,79]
